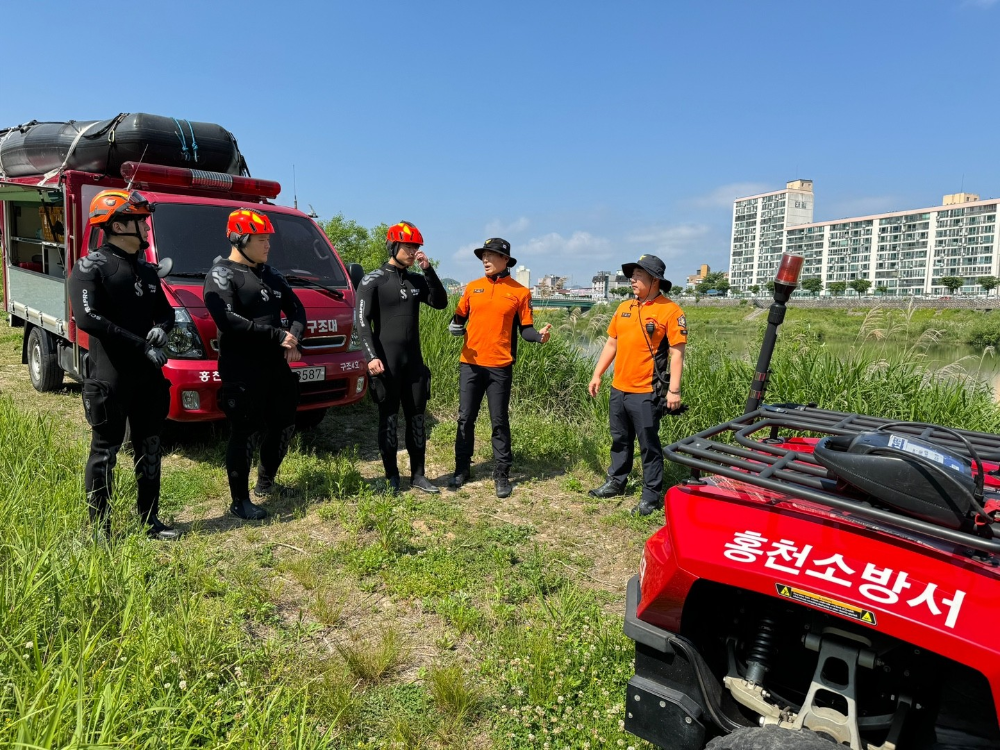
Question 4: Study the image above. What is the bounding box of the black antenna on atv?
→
[744,253,804,413]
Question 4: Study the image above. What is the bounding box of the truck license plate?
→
[295,366,326,383]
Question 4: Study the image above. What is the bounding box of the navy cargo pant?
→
[455,363,513,473]
[607,387,664,505]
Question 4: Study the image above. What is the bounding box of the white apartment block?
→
[730,181,999,295]
[515,264,531,288]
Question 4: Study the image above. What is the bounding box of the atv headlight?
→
[165,308,205,359]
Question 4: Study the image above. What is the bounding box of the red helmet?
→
[88,190,154,226]
[386,221,423,257]
[227,208,274,246]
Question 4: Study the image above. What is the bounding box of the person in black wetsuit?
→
[203,208,307,521]
[354,221,448,494]
[68,189,179,541]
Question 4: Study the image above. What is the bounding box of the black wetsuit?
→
[68,243,174,525]
[203,258,306,502]
[354,261,447,479]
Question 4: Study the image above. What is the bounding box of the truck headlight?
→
[165,308,205,359]
[348,326,361,352]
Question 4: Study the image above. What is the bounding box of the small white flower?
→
[179,680,187,690]
[163,683,171,689]
[23,641,32,649]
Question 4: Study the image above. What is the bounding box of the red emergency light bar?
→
[119,162,281,200]
[775,252,804,287]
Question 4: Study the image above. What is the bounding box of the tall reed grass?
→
[419,299,1000,474]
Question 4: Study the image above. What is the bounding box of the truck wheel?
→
[296,407,328,430]
[27,327,63,392]
[705,726,838,750]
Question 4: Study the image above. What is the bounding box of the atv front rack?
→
[664,403,1000,556]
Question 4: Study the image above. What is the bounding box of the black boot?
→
[230,497,268,521]
[494,467,512,499]
[448,467,471,489]
[253,478,298,500]
[588,478,627,498]
[410,474,440,494]
[146,516,182,541]
[386,475,401,496]
[632,497,664,517]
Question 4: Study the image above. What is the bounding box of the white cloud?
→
[626,223,712,260]
[451,242,480,262]
[687,182,771,209]
[963,0,998,8]
[520,231,614,259]
[484,216,530,236]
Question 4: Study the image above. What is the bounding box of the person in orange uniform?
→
[447,238,552,498]
[587,254,686,516]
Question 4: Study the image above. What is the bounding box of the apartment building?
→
[592,270,628,299]
[730,180,815,289]
[730,182,999,295]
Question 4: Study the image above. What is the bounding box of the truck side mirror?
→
[156,257,174,278]
[349,263,364,290]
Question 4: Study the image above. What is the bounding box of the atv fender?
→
[625,575,746,749]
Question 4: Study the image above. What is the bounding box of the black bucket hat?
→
[474,237,517,268]
[622,254,672,293]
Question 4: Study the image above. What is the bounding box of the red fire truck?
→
[0,161,367,426]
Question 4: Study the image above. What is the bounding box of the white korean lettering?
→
[724,531,767,564]
[199,371,210,382]
[805,554,855,587]
[764,539,813,575]
[907,583,966,629]
[858,564,912,604]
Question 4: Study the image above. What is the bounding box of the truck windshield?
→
[151,203,348,286]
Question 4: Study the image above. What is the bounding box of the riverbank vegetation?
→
[3,298,1000,748]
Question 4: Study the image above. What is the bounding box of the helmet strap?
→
[109,218,149,252]
[233,238,260,267]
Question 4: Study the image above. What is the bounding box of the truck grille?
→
[299,378,349,405]
[302,335,346,351]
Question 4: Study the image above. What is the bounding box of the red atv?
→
[624,256,1000,750]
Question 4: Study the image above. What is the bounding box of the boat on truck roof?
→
[0,120,367,426]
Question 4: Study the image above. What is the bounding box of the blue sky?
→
[2,1,999,286]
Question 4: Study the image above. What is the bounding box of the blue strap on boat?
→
[185,119,199,163]
[172,117,190,161]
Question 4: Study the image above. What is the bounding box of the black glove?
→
[146,327,167,348]
[145,345,168,368]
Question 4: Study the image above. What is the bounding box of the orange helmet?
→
[88,190,154,226]
[227,208,275,246]
[386,221,423,257]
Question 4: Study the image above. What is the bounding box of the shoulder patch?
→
[210,265,235,290]
[677,314,686,328]
[360,268,385,286]
[78,251,108,273]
